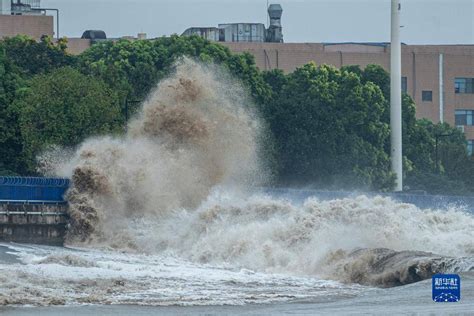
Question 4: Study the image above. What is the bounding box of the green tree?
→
[262,63,394,190]
[78,35,271,113]
[407,120,474,194]
[0,47,27,175]
[1,35,75,75]
[343,64,474,194]
[0,35,273,175]
[13,67,122,172]
[0,35,77,175]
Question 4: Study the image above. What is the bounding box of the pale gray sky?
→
[42,0,474,44]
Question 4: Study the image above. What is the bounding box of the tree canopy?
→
[0,34,473,195]
[262,63,394,190]
[78,35,271,106]
[0,47,25,174]
[342,64,474,194]
[12,67,122,171]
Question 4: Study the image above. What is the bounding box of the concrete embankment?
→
[0,176,69,245]
[0,203,68,245]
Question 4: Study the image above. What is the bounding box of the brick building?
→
[0,14,52,39]
[0,0,54,39]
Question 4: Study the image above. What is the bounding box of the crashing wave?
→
[40,59,474,288]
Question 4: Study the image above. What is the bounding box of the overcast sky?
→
[41,0,474,44]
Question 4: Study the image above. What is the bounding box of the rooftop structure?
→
[0,0,57,39]
[1,0,42,15]
[181,3,283,43]
[181,27,219,42]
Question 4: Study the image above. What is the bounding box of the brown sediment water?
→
[48,58,265,245]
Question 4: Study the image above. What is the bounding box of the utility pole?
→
[391,0,403,191]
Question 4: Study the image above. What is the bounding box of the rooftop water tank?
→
[81,30,107,40]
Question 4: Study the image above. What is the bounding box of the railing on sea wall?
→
[1,176,474,212]
[0,176,70,204]
[1,178,472,246]
[0,177,70,244]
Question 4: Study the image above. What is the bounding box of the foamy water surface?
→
[0,242,366,306]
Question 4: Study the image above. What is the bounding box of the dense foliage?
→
[341,65,474,193]
[262,64,394,190]
[2,35,74,75]
[78,35,271,108]
[0,34,473,195]
[12,67,122,171]
[0,47,24,174]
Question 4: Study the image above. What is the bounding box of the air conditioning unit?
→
[457,125,465,133]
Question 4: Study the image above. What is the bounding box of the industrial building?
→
[182,4,283,43]
[0,0,55,39]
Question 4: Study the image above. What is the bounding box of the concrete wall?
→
[0,14,53,39]
[0,203,68,245]
[66,37,91,54]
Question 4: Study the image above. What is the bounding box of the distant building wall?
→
[65,38,91,54]
[0,14,53,39]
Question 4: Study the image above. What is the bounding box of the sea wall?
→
[0,203,68,245]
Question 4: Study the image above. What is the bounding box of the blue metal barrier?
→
[0,176,70,203]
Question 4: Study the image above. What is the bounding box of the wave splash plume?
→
[54,59,264,246]
[42,59,474,291]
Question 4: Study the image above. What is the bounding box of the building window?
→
[468,140,474,156]
[455,110,474,126]
[422,90,432,102]
[401,77,407,93]
[455,78,474,94]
